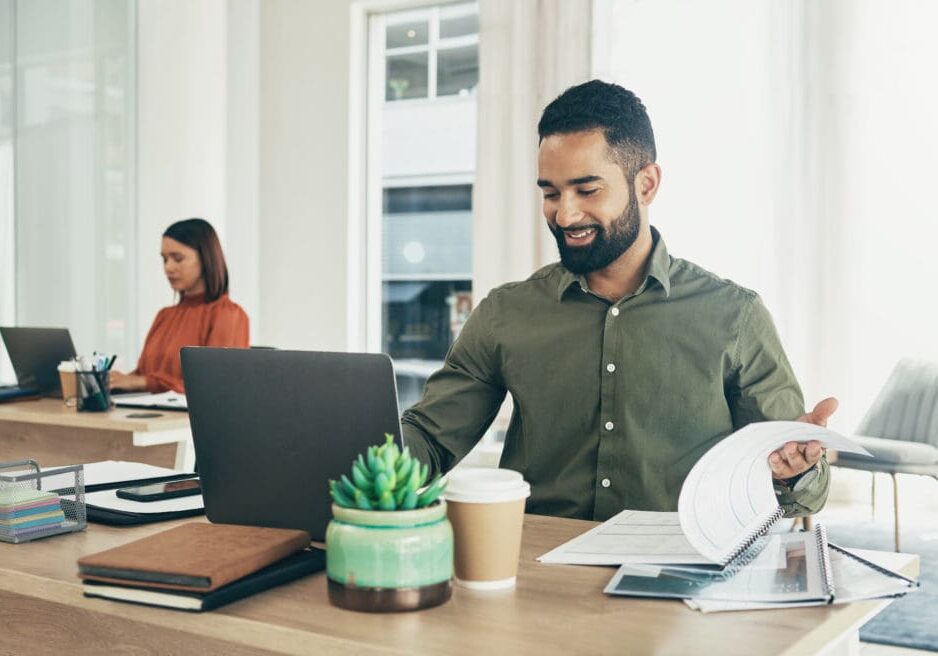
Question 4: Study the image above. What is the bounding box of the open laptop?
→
[181,347,403,541]
[0,327,77,397]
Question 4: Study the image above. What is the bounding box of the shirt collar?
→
[556,226,672,301]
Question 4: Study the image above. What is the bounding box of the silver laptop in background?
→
[180,347,403,541]
[0,327,77,397]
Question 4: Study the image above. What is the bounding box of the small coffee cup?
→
[57,361,77,408]
[444,467,531,590]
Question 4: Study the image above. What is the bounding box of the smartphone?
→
[116,478,201,502]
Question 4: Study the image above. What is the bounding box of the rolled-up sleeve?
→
[774,457,831,517]
[730,294,831,517]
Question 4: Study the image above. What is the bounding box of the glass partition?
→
[11,0,136,366]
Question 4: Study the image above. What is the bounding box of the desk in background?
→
[0,399,192,470]
[0,514,918,655]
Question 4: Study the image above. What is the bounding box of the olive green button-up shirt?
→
[402,228,829,521]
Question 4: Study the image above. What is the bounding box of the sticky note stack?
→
[0,487,65,540]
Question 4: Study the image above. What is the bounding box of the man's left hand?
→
[768,397,838,481]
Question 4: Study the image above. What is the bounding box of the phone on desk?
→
[116,478,201,502]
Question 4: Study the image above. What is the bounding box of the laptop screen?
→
[181,347,403,541]
[0,327,77,395]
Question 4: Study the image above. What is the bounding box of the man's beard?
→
[551,193,641,274]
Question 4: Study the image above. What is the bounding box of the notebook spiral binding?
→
[720,505,785,572]
[829,543,919,587]
[816,524,835,598]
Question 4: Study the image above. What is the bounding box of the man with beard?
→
[402,80,832,521]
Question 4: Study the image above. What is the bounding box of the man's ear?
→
[635,163,662,207]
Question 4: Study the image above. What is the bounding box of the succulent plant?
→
[329,434,445,511]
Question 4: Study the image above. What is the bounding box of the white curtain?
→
[591,0,938,431]
[472,0,592,301]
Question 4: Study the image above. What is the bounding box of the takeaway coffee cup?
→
[57,361,77,408]
[444,467,531,590]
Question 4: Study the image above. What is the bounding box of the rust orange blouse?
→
[132,293,250,393]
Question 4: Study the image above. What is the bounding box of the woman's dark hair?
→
[538,79,657,181]
[163,218,229,302]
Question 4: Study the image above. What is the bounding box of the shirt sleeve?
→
[143,370,184,394]
[131,308,184,393]
[730,294,830,516]
[402,295,507,476]
[774,457,830,517]
[205,302,250,348]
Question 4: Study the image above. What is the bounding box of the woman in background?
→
[110,218,249,393]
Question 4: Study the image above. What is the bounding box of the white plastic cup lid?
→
[57,361,76,373]
[444,467,531,504]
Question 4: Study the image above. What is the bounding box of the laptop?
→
[181,347,403,541]
[0,327,77,397]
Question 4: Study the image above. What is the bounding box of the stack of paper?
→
[0,488,65,540]
[538,420,919,608]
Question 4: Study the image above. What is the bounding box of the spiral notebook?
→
[539,421,871,568]
[604,525,834,603]
[680,542,919,611]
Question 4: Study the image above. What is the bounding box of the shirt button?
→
[606,363,616,373]
[601,478,611,488]
[610,307,620,317]
[605,421,614,431]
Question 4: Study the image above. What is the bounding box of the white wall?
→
[225,0,261,340]
[592,0,938,432]
[804,1,938,429]
[257,0,355,351]
[136,0,352,355]
[136,0,260,357]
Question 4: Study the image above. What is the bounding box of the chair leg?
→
[891,473,900,552]
[871,472,876,519]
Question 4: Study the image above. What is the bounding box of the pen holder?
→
[76,370,112,412]
[0,460,86,543]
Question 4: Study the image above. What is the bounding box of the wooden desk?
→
[0,514,918,656]
[0,399,192,470]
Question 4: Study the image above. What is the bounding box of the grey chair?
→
[833,359,938,551]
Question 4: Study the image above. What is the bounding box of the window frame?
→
[349,0,477,354]
[383,3,479,104]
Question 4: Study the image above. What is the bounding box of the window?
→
[384,3,479,102]
[364,3,478,412]
[0,0,135,384]
[382,184,472,361]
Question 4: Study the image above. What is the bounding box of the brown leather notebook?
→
[78,523,311,593]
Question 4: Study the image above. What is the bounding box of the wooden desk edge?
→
[0,399,190,433]
[0,568,405,656]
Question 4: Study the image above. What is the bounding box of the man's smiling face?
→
[537,129,641,274]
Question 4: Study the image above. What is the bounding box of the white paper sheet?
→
[538,421,871,567]
[113,391,188,410]
[677,422,871,563]
[538,510,713,565]
[84,489,204,514]
[11,461,189,492]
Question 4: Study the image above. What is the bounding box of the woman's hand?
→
[109,371,148,392]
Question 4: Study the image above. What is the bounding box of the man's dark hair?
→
[538,79,656,181]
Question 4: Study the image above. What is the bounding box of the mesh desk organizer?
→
[0,459,86,543]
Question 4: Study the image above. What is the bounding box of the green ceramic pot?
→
[326,500,453,612]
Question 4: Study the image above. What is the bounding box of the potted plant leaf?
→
[326,434,452,612]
